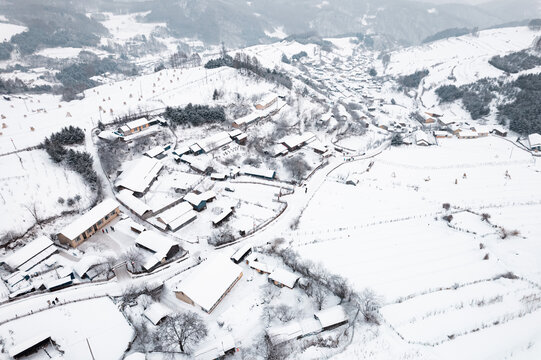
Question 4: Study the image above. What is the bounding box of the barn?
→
[57,199,120,248]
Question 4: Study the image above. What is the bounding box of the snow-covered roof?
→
[529,133,541,148]
[269,268,299,288]
[117,189,152,217]
[300,317,323,336]
[115,157,163,194]
[124,353,146,360]
[242,166,275,179]
[434,131,452,137]
[255,94,277,107]
[135,230,178,256]
[212,208,233,225]
[45,276,72,290]
[472,125,491,134]
[233,112,261,126]
[194,334,236,360]
[126,118,150,129]
[458,129,478,138]
[174,255,243,313]
[59,199,120,241]
[73,256,103,278]
[8,333,51,358]
[269,143,288,157]
[249,261,272,274]
[158,202,193,225]
[314,305,348,328]
[230,244,251,263]
[267,321,302,345]
[144,145,165,158]
[169,210,197,231]
[307,139,327,153]
[228,129,242,137]
[4,236,56,271]
[280,132,316,149]
[415,130,430,144]
[184,192,207,207]
[143,302,172,325]
[195,132,232,153]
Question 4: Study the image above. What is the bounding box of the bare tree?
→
[354,288,382,324]
[121,248,144,273]
[24,203,43,229]
[329,275,351,304]
[160,312,208,353]
[306,280,327,310]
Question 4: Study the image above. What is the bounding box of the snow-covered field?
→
[0,22,26,42]
[0,151,93,236]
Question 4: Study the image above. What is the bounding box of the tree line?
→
[164,103,226,127]
[42,126,102,193]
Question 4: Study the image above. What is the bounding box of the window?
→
[97,219,103,225]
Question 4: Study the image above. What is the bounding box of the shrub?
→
[398,70,429,88]
[164,103,226,127]
[442,215,453,222]
[483,253,489,260]
[291,51,308,61]
[442,203,451,210]
[489,50,541,74]
[391,133,403,146]
[436,85,463,103]
[281,54,291,64]
[368,68,377,77]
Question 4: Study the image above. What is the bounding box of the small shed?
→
[143,302,172,325]
[230,245,252,264]
[249,261,272,274]
[194,334,236,360]
[528,133,541,151]
[269,268,299,289]
[314,305,348,330]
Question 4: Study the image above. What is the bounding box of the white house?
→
[135,231,180,271]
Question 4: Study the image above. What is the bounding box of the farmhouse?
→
[4,236,57,272]
[143,302,172,325]
[57,199,120,247]
[157,201,197,231]
[267,318,322,346]
[135,230,180,271]
[115,157,164,195]
[528,133,541,151]
[457,130,479,139]
[491,126,508,137]
[193,334,236,360]
[314,305,348,330]
[269,268,299,289]
[174,255,243,313]
[118,118,151,136]
[116,189,153,218]
[255,94,277,110]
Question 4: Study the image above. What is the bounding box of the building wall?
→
[175,291,194,305]
[207,272,243,313]
[58,207,120,248]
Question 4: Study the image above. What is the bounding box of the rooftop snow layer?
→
[58,199,119,241]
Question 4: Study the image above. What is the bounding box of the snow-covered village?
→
[0,0,541,359]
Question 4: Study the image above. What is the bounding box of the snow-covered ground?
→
[0,22,26,42]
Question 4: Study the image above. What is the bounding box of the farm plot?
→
[381,278,541,345]
[291,219,505,302]
[0,151,93,235]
